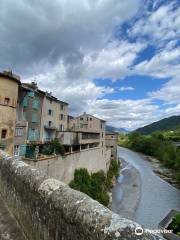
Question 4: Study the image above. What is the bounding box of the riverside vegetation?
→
[119,129,180,186]
[69,160,120,206]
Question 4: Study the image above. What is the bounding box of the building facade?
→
[58,112,106,155]
[0,71,117,162]
[40,93,68,142]
[105,131,118,160]
[0,71,20,154]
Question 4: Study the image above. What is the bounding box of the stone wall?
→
[24,147,111,183]
[0,150,164,240]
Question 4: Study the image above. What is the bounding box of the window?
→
[4,97,10,105]
[28,128,39,141]
[59,124,64,131]
[60,104,64,111]
[15,128,23,136]
[90,118,92,121]
[80,117,83,120]
[48,121,52,127]
[48,109,53,115]
[14,145,20,156]
[60,114,64,120]
[1,129,7,139]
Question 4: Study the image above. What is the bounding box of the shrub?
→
[41,138,65,156]
[168,213,180,236]
[69,162,120,207]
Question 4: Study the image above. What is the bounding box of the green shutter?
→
[32,113,38,123]
[19,145,27,156]
[28,91,34,97]
[23,97,28,107]
[32,99,39,109]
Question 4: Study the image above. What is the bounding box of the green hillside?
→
[135,115,180,135]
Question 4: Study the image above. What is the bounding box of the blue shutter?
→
[35,129,40,140]
[28,128,33,141]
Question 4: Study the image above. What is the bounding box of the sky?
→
[0,0,180,130]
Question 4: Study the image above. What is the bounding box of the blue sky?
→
[0,0,180,129]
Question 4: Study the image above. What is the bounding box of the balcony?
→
[57,131,100,145]
[44,124,57,130]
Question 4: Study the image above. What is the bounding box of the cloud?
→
[87,98,161,129]
[1,0,179,130]
[0,0,141,75]
[149,78,180,104]
[129,1,180,46]
[134,46,180,78]
[119,86,134,91]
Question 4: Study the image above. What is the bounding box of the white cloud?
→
[149,78,180,104]
[129,2,180,46]
[134,46,180,78]
[87,98,161,129]
[119,86,134,91]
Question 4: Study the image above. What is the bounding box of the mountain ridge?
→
[135,115,180,135]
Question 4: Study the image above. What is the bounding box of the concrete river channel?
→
[111,146,180,229]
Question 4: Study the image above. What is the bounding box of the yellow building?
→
[0,71,20,154]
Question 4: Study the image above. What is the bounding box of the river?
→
[112,146,180,229]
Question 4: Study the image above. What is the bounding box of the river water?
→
[113,147,180,229]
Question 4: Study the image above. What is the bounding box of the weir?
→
[0,149,164,240]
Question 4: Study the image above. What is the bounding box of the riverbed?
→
[112,147,180,229]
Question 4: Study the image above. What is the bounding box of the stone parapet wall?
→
[0,150,164,240]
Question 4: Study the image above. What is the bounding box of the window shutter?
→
[19,145,27,156]
[32,99,39,109]
[28,91,34,97]
[32,113,38,123]
[23,97,28,107]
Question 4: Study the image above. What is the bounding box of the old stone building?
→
[18,82,68,144]
[0,71,21,154]
[65,112,106,154]
[40,92,68,142]
[105,131,118,160]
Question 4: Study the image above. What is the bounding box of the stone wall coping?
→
[0,149,164,240]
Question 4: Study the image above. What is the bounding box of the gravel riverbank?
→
[139,153,180,189]
[110,158,141,220]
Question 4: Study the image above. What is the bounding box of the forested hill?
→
[135,115,180,134]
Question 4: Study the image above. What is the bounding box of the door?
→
[14,145,20,156]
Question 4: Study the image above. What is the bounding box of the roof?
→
[77,113,106,122]
[22,83,69,105]
[0,71,21,84]
[106,131,118,135]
